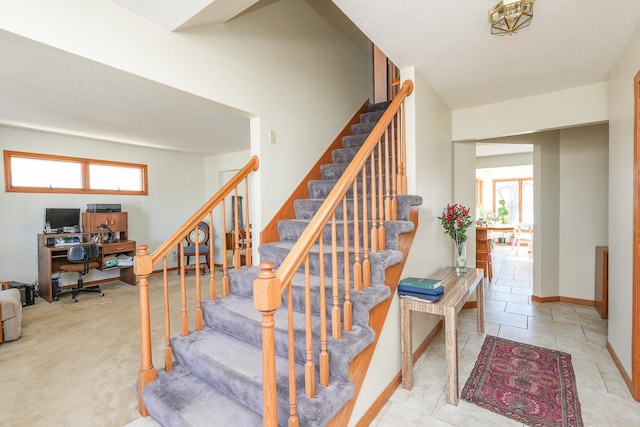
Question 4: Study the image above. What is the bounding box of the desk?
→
[400,267,484,405]
[37,233,136,303]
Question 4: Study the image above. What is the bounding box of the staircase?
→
[137,86,421,426]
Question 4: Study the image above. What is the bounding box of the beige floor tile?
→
[582,323,608,345]
[430,394,524,427]
[527,315,584,338]
[571,357,609,394]
[509,286,533,296]
[552,309,608,327]
[373,402,456,427]
[484,308,529,329]
[484,299,507,311]
[488,284,512,294]
[555,335,612,364]
[505,301,552,318]
[488,291,530,305]
[497,324,558,349]
[494,278,531,288]
[578,388,640,426]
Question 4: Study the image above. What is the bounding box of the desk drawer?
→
[102,241,135,255]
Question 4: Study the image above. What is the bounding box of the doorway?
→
[631,70,640,400]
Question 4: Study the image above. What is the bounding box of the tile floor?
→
[372,244,640,426]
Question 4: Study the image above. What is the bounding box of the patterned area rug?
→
[461,335,583,427]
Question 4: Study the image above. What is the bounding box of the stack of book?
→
[398,277,444,302]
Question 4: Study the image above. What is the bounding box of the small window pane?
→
[11,157,82,188]
[89,164,143,191]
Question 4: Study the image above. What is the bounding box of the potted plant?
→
[495,199,509,224]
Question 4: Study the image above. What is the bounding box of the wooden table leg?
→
[477,276,485,334]
[444,306,459,405]
[400,299,413,390]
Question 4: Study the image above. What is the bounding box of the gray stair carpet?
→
[141,101,423,426]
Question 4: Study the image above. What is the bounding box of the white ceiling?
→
[334,0,640,109]
[1,0,639,155]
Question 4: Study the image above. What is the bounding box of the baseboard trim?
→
[355,320,443,426]
[606,340,636,399]
[530,295,594,306]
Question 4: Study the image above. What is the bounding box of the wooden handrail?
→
[274,81,413,291]
[256,80,414,425]
[135,155,259,417]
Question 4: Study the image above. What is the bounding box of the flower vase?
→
[455,242,467,275]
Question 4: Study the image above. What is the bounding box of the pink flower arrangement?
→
[437,203,472,244]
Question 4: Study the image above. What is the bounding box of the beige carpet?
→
[0,269,225,427]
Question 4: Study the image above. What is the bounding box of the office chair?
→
[56,243,104,302]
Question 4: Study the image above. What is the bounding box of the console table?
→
[400,267,484,406]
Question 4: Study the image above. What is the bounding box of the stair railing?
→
[254,80,414,426]
[134,155,259,417]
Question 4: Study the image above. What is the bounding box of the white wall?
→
[204,150,251,264]
[453,82,608,142]
[607,24,640,376]
[0,0,372,241]
[0,127,207,284]
[350,67,453,425]
[558,124,609,300]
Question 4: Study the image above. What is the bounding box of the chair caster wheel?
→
[99,293,104,297]
[72,298,78,303]
[53,296,59,301]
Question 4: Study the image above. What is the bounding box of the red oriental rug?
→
[461,335,583,427]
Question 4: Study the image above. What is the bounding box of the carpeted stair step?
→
[141,364,264,427]
[307,174,392,199]
[202,294,377,379]
[277,218,415,250]
[320,160,375,180]
[259,243,403,285]
[341,132,370,149]
[225,268,390,328]
[359,110,385,123]
[170,326,355,427]
[368,101,391,112]
[331,145,392,164]
[351,121,377,135]
[293,195,423,222]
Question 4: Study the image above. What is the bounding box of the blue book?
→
[398,289,444,301]
[398,277,443,291]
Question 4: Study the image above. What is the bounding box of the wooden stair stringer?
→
[327,206,420,426]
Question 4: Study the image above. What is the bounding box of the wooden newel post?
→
[253,262,282,426]
[134,245,156,417]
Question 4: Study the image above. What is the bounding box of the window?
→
[493,178,533,224]
[476,179,483,206]
[3,150,148,195]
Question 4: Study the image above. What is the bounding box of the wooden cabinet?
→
[595,246,608,319]
[82,212,128,236]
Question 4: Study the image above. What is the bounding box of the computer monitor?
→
[45,208,80,232]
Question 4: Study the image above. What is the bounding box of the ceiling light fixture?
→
[489,0,535,36]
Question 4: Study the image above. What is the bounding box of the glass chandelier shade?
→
[489,0,535,36]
